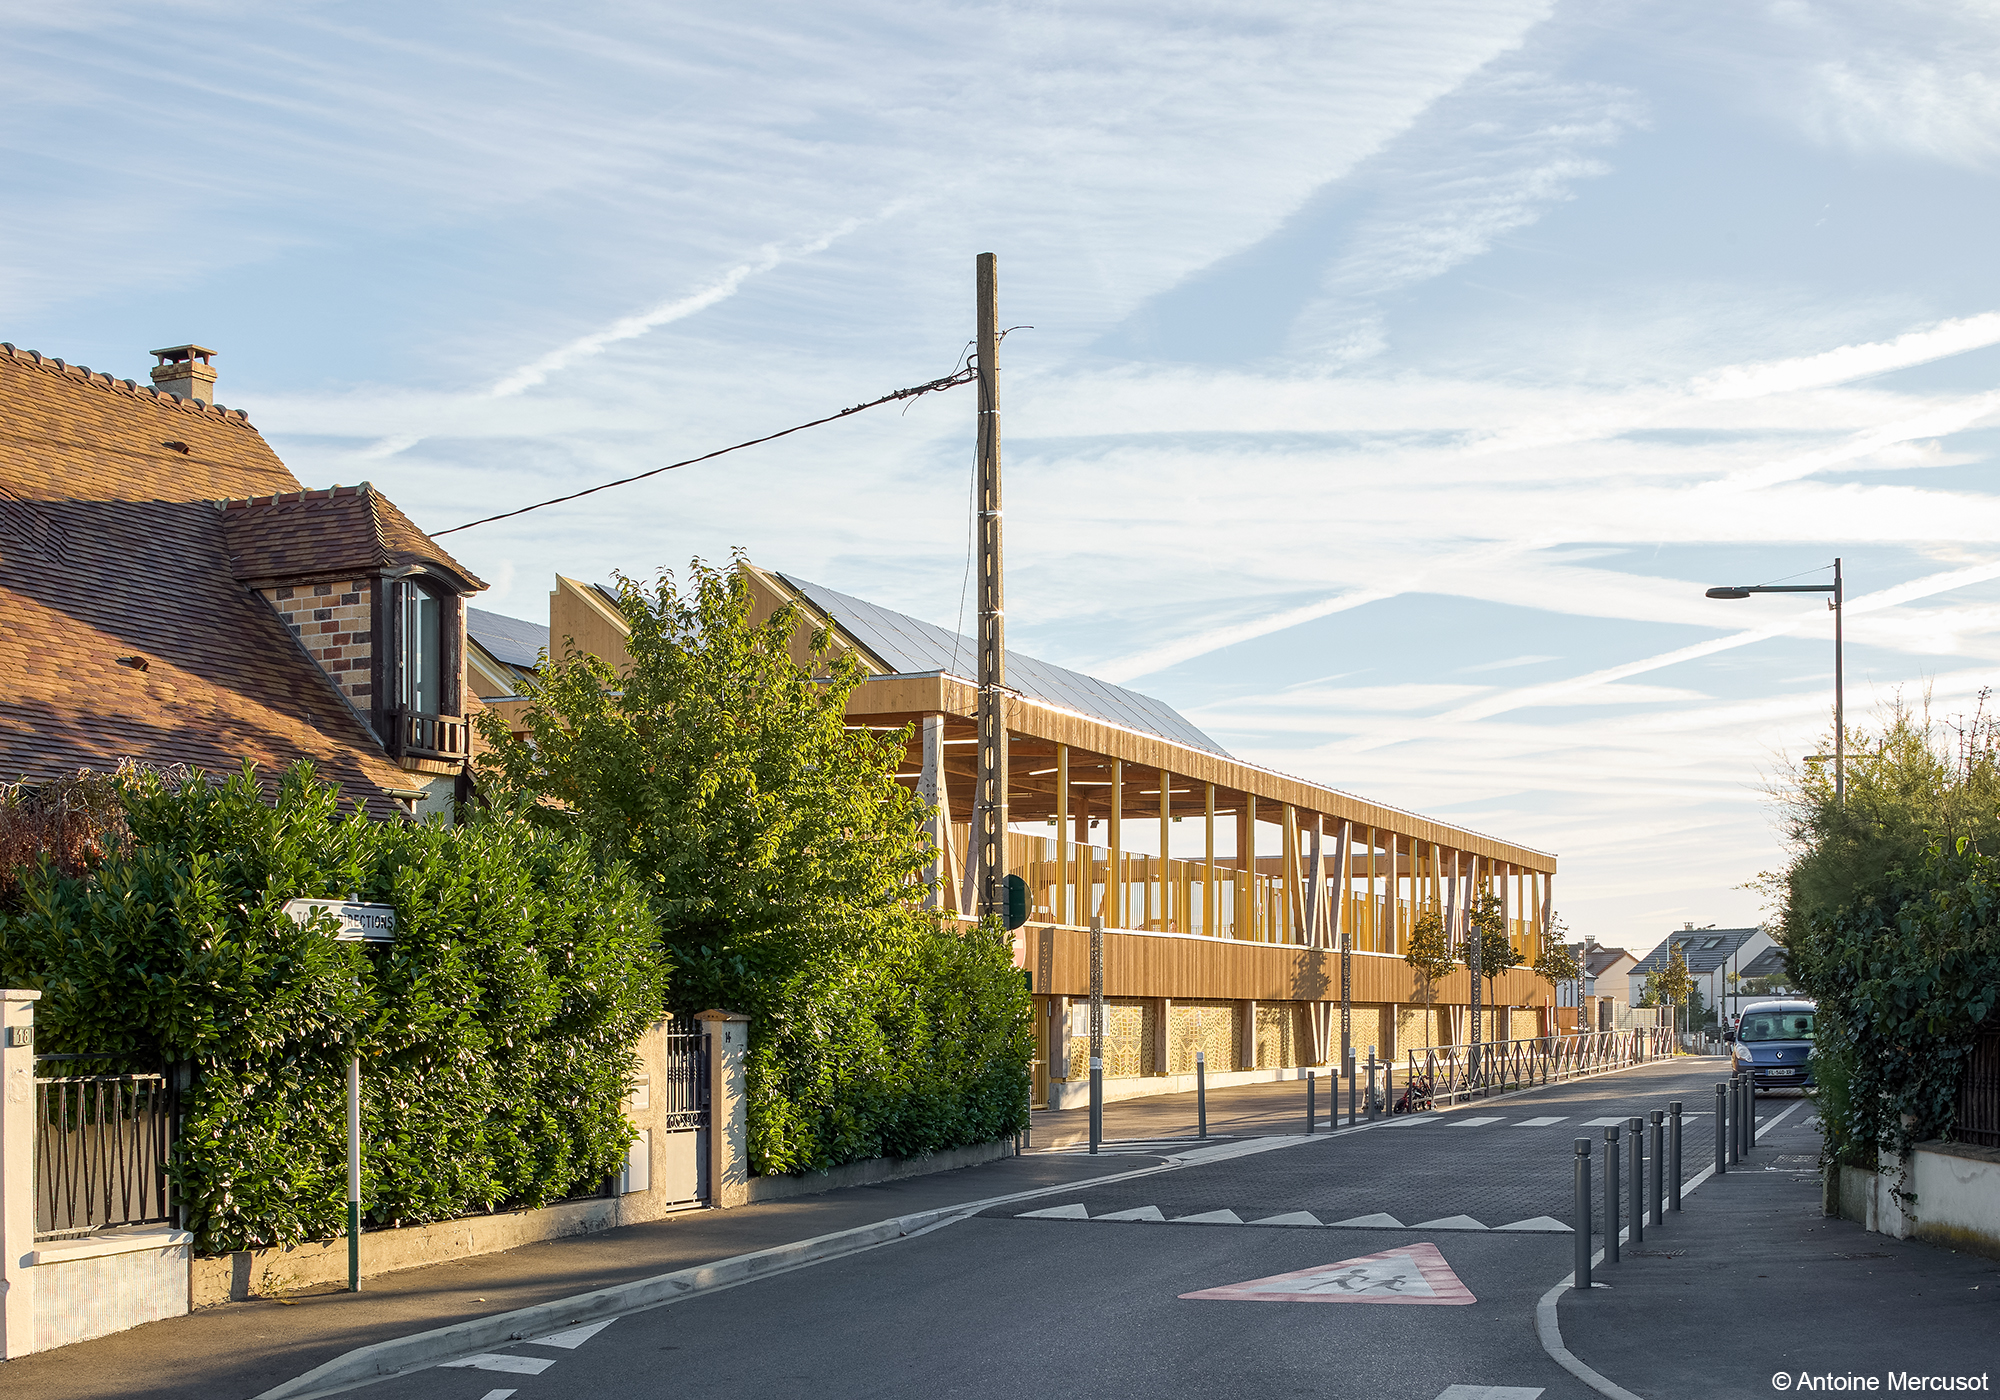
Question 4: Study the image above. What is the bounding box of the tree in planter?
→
[474,558,1031,1175]
[1531,913,1582,1028]
[1403,907,1456,1045]
[1649,946,1696,1039]
[1468,891,1522,1038]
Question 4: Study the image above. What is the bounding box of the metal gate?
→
[34,1059,178,1239]
[649,1020,711,1205]
[1958,1025,2000,1149]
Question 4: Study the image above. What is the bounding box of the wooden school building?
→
[485,564,1562,1111]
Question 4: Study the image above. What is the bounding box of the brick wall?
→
[265,579,373,709]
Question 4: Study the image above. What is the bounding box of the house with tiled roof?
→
[1629,924,1774,1021]
[0,341,484,817]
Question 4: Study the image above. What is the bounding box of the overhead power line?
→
[431,360,982,538]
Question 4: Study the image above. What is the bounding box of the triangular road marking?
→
[1016,1203,1089,1219]
[1328,1212,1404,1228]
[526,1319,615,1350]
[441,1356,556,1375]
[1496,1216,1572,1233]
[1096,1205,1166,1222]
[1413,1215,1488,1230]
[1251,1211,1324,1227]
[1172,1209,1244,1225]
[1181,1242,1475,1305]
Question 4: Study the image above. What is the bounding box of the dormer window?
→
[400,579,442,716]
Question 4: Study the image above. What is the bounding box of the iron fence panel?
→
[35,1071,177,1238]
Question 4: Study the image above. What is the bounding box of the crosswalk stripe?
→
[1449,1117,1503,1127]
[1579,1116,1632,1127]
[1514,1117,1567,1127]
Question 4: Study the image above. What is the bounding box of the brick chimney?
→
[149,344,218,404]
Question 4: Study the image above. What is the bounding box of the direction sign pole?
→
[347,1050,361,1292]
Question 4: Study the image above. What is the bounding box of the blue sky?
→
[10,1,2000,959]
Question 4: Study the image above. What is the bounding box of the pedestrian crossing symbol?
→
[1180,1243,1475,1305]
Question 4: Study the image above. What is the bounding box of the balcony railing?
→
[386,709,470,761]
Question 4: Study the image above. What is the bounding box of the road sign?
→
[1179,1242,1475,1305]
[282,899,396,943]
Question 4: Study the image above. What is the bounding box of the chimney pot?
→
[149,344,218,404]
[1683,921,1693,930]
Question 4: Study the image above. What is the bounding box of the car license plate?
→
[1768,1068,1798,1076]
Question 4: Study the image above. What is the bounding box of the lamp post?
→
[1705,558,1843,805]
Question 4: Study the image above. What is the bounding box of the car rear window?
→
[1739,1011,1814,1042]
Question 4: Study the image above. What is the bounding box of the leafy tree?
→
[1404,907,1456,1021]
[1649,946,1696,1035]
[474,558,1030,1174]
[1531,912,1581,992]
[1468,890,1522,1008]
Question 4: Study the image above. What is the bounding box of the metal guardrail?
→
[1405,1027,1675,1109]
[35,1069,178,1239]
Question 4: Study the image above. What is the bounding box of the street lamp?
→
[1704,558,1844,804]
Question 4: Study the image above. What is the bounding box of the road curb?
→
[252,1157,1190,1400]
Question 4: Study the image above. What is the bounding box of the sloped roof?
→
[1741,946,1790,980]
[221,484,483,590]
[1631,926,1764,978]
[1583,946,1633,977]
[775,573,1230,757]
[0,344,425,814]
[467,607,548,670]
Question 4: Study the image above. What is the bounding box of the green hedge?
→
[746,916,1030,1175]
[1792,837,2000,1165]
[0,763,665,1254]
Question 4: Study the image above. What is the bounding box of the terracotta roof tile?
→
[219,484,484,589]
[0,347,441,815]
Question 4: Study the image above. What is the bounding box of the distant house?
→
[467,606,548,699]
[1628,924,1774,1021]
[0,341,484,817]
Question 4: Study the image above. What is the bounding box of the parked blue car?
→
[1731,999,1816,1093]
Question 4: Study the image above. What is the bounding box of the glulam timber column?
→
[1203,784,1217,937]
[1109,760,1124,928]
[1159,772,1173,933]
[1243,794,1258,942]
[1055,745,1070,926]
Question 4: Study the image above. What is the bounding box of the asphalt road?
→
[343,1058,1740,1400]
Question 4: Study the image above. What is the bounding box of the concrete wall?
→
[1838,1141,2000,1260]
[31,1229,190,1352]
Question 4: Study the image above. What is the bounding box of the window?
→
[400,580,441,715]
[1739,1011,1814,1042]
[1702,937,1724,950]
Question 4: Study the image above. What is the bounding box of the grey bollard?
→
[1603,1124,1621,1263]
[1366,1047,1379,1122]
[1090,1054,1103,1154]
[1715,1082,1728,1175]
[1307,1069,1316,1135]
[1728,1075,1741,1165]
[1347,1050,1357,1126]
[1741,1073,1755,1156]
[1627,1116,1644,1243]
[1669,1101,1683,1211]
[1648,1110,1664,1228]
[1196,1050,1208,1139]
[1575,1137,1593,1288]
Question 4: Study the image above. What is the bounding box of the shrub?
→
[0,762,665,1254]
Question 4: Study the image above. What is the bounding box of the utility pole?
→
[974,252,1008,923]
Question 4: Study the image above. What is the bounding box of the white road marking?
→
[1172,1209,1244,1225]
[1514,1117,1567,1127]
[1251,1211,1325,1227]
[1183,1243,1475,1305]
[526,1319,615,1350]
[1016,1203,1089,1219]
[477,1392,517,1400]
[1412,1215,1489,1230]
[1449,1117,1504,1127]
[1435,1387,1545,1399]
[1096,1205,1166,1222]
[1496,1216,1573,1232]
[1579,1116,1632,1127]
[440,1356,555,1376]
[1328,1212,1405,1228]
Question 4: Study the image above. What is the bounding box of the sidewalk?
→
[5,1148,1150,1400]
[1560,1101,2000,1397]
